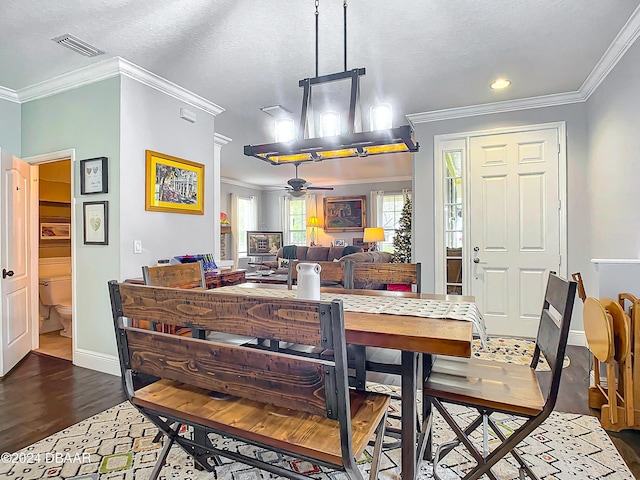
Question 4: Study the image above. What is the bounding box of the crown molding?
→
[117,58,224,116]
[221,177,266,190]
[319,175,412,187]
[409,5,640,124]
[580,4,640,99]
[0,86,19,103]
[214,133,232,145]
[18,57,121,103]
[407,91,584,124]
[16,56,224,116]
[222,175,412,190]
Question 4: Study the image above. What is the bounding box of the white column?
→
[213,133,232,261]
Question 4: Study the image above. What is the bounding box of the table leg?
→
[401,350,418,480]
[422,353,433,461]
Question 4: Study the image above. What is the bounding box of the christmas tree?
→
[391,194,412,263]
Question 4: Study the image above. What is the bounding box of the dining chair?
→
[142,262,256,345]
[287,260,348,289]
[141,262,206,335]
[343,261,423,446]
[345,261,421,292]
[423,272,576,480]
[344,262,422,387]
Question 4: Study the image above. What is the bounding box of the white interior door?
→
[1,147,32,376]
[469,128,560,338]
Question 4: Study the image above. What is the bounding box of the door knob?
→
[473,258,480,264]
[2,269,14,278]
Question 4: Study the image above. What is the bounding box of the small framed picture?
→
[80,157,108,195]
[334,238,346,247]
[83,201,109,245]
[40,223,71,240]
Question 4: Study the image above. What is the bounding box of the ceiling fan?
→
[286,163,334,197]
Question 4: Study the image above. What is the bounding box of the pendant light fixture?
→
[244,0,419,165]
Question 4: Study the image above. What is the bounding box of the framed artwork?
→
[40,223,71,240]
[145,150,204,215]
[323,196,366,232]
[352,237,366,248]
[80,157,108,194]
[83,201,109,245]
[333,238,346,247]
[247,231,283,256]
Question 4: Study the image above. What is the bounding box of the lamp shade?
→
[306,216,320,228]
[363,227,385,243]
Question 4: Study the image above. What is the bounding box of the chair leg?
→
[431,400,500,480]
[148,422,182,480]
[487,416,539,480]
[368,408,389,480]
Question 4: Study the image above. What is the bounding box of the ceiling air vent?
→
[52,34,104,57]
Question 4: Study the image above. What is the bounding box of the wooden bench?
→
[108,281,390,480]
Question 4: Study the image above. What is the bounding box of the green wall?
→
[0,97,21,155]
[22,77,121,359]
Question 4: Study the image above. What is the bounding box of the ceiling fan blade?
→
[307,186,334,190]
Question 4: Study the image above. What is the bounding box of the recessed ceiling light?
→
[490,78,511,90]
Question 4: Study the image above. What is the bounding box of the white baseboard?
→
[74,348,121,377]
[568,329,587,347]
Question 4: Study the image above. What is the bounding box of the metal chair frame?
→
[425,273,577,480]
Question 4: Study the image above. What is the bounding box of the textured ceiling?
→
[1,0,639,187]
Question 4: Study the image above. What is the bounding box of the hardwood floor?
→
[1,347,638,478]
[34,332,72,361]
[0,353,125,454]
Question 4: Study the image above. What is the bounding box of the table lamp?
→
[363,227,385,251]
[307,216,320,246]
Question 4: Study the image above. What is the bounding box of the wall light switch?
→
[133,240,142,254]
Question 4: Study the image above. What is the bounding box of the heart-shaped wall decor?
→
[90,217,101,231]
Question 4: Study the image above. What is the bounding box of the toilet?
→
[39,275,72,338]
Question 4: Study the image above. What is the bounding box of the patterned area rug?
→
[472,336,570,371]
[1,385,631,480]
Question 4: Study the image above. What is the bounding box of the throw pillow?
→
[277,257,291,269]
[342,245,361,256]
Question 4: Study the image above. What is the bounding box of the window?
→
[237,195,257,257]
[377,192,409,253]
[444,151,463,294]
[287,198,307,245]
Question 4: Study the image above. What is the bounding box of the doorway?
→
[24,150,76,362]
[434,123,567,338]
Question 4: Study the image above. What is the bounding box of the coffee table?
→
[245,272,289,284]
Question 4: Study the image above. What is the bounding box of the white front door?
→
[469,128,561,337]
[0,148,32,376]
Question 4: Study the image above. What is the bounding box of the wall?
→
[119,76,217,278]
[0,97,21,155]
[21,78,121,358]
[412,103,590,332]
[262,179,412,247]
[587,37,640,266]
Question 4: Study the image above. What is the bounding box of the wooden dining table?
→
[217,283,475,480]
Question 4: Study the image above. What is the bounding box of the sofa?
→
[261,246,392,277]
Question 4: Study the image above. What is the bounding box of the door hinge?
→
[558,143,561,154]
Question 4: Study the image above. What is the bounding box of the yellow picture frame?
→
[145,150,204,215]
